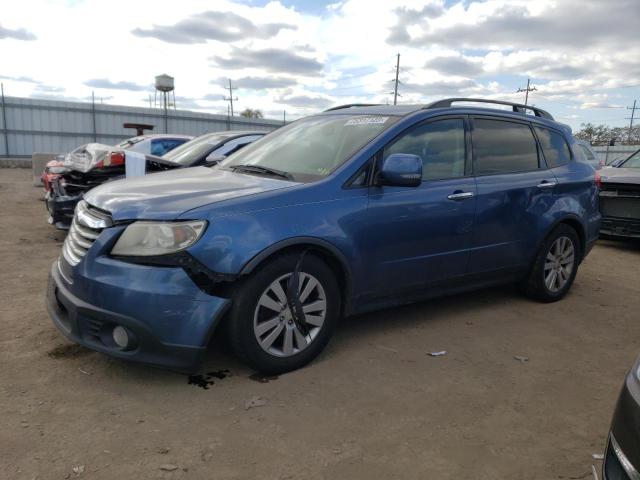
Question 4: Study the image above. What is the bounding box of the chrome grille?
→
[61,201,111,266]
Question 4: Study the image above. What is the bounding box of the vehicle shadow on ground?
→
[331,284,520,348]
[597,237,640,253]
[72,284,523,384]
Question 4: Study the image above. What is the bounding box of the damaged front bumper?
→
[600,184,640,238]
[600,217,640,238]
[45,191,81,230]
[46,225,233,372]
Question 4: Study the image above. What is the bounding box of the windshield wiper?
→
[230,164,294,181]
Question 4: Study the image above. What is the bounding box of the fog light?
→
[112,326,129,349]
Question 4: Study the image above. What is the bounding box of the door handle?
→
[537,180,557,189]
[447,191,474,201]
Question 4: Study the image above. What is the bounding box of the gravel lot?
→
[1,167,639,479]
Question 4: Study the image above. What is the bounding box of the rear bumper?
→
[47,259,231,372]
[603,367,640,480]
[45,192,80,230]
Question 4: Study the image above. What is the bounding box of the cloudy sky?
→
[1,0,638,128]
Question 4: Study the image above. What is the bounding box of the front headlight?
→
[111,221,207,256]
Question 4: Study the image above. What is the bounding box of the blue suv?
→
[46,99,601,374]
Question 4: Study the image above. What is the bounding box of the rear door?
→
[363,116,477,295]
[536,126,600,244]
[467,116,557,275]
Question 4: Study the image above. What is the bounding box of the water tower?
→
[154,74,175,132]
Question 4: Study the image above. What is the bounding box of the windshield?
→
[162,134,228,165]
[220,114,398,182]
[621,150,640,168]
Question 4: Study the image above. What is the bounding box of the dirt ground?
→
[1,167,639,480]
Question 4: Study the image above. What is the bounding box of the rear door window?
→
[534,127,572,167]
[472,119,539,175]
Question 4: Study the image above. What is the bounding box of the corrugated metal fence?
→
[592,145,638,164]
[0,96,284,157]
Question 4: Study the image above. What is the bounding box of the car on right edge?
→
[598,148,640,239]
[603,354,640,480]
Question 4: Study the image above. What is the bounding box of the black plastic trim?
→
[113,251,238,294]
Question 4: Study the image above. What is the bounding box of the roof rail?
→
[324,103,383,112]
[424,98,553,120]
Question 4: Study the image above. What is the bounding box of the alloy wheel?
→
[544,236,575,293]
[253,272,327,357]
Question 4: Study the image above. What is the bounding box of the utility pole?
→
[393,53,400,106]
[517,78,537,106]
[91,91,97,142]
[283,110,286,125]
[1,83,8,156]
[163,89,168,133]
[224,79,238,117]
[626,100,637,143]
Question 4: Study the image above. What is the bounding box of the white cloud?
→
[0,0,637,128]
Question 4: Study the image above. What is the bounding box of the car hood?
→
[84,167,298,221]
[63,143,112,173]
[600,167,640,185]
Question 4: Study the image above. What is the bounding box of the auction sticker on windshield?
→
[345,116,389,126]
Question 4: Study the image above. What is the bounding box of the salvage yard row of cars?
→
[43,130,266,229]
[41,98,640,480]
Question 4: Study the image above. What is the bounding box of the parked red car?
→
[43,134,192,229]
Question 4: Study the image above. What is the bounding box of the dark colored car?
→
[598,149,640,238]
[157,131,266,167]
[44,131,264,229]
[46,98,600,374]
[603,354,640,480]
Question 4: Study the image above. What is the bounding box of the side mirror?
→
[204,153,225,166]
[377,153,422,187]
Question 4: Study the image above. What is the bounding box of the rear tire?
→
[227,252,340,374]
[521,224,581,303]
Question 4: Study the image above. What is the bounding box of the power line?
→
[554,83,640,95]
[516,78,537,106]
[323,82,379,92]
[531,92,578,107]
[223,79,238,117]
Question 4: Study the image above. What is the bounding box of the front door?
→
[363,116,477,296]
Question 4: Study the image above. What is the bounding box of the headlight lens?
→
[111,221,207,256]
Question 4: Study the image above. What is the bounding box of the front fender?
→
[184,192,369,297]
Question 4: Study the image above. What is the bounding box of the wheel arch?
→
[239,237,354,315]
[547,215,587,261]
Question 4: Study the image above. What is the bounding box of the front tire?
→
[521,224,581,303]
[227,252,340,374]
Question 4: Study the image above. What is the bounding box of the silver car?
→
[598,148,640,238]
[574,139,601,170]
